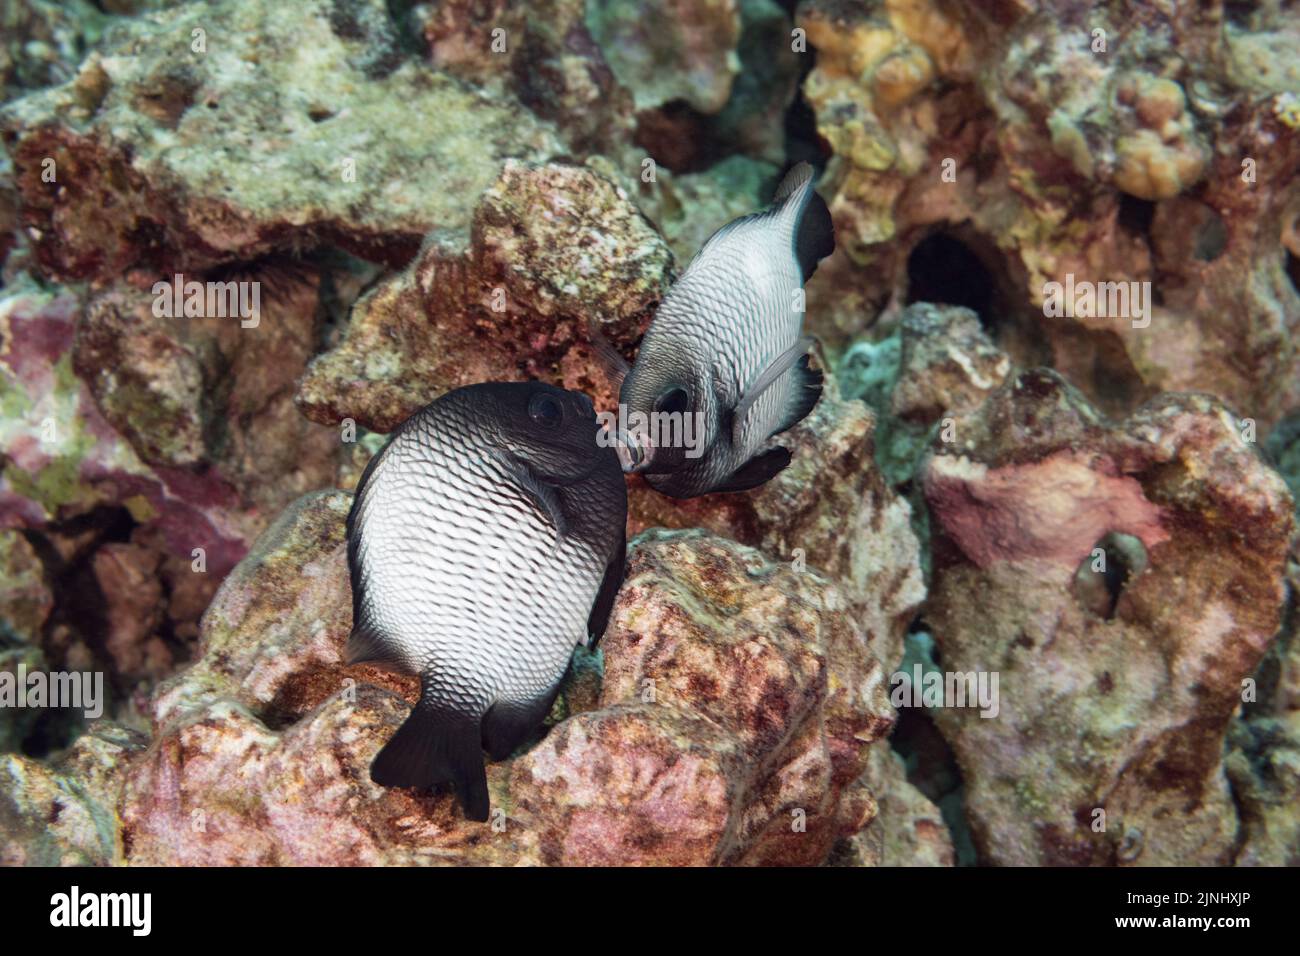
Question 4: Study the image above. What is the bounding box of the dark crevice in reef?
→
[891,706,979,866]
[16,506,140,758]
[383,0,427,56]
[1194,209,1228,261]
[887,618,980,865]
[1117,192,1157,240]
[1285,249,1300,298]
[785,49,828,171]
[633,100,726,173]
[637,11,830,175]
[906,232,999,330]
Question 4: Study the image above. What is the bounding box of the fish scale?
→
[346,382,626,820]
[358,431,599,700]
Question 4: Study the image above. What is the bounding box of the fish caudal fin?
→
[776,354,824,435]
[371,689,490,822]
[772,161,835,282]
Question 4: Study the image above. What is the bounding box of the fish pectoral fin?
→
[731,337,815,447]
[494,451,569,540]
[713,446,793,494]
[482,689,563,762]
[371,688,490,822]
[775,353,824,434]
[585,531,627,648]
[587,317,631,389]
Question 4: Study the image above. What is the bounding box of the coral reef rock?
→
[922,368,1295,865]
[627,369,926,672]
[0,723,145,865]
[833,746,956,867]
[119,494,896,865]
[797,0,1300,429]
[297,160,674,432]
[0,0,562,282]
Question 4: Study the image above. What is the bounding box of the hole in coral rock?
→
[891,705,978,865]
[16,506,141,758]
[633,100,721,173]
[1073,531,1149,620]
[1117,193,1157,239]
[906,232,996,327]
[1286,249,1300,297]
[1224,0,1262,28]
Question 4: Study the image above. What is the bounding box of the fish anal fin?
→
[586,532,627,648]
[713,446,793,494]
[482,688,563,761]
[370,690,489,822]
[776,354,824,434]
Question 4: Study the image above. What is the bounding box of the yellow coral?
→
[1113,129,1206,200]
[873,44,936,109]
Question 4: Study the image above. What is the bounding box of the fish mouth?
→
[615,428,654,473]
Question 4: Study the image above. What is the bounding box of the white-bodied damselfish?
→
[345,382,627,821]
[607,161,835,497]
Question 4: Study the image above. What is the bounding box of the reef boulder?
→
[921,368,1295,865]
[118,492,898,865]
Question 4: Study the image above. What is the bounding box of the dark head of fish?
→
[617,349,716,477]
[460,381,614,485]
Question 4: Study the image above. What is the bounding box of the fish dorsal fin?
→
[683,165,813,272]
[773,161,815,203]
[773,162,834,281]
[685,162,833,283]
[731,336,814,447]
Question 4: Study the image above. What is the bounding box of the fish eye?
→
[528,392,564,428]
[655,387,690,416]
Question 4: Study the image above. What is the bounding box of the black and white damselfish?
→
[345,382,628,821]
[603,161,835,498]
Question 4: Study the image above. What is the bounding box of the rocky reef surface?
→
[0,0,1297,866]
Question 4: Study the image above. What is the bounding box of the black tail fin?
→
[794,188,835,282]
[371,688,490,822]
